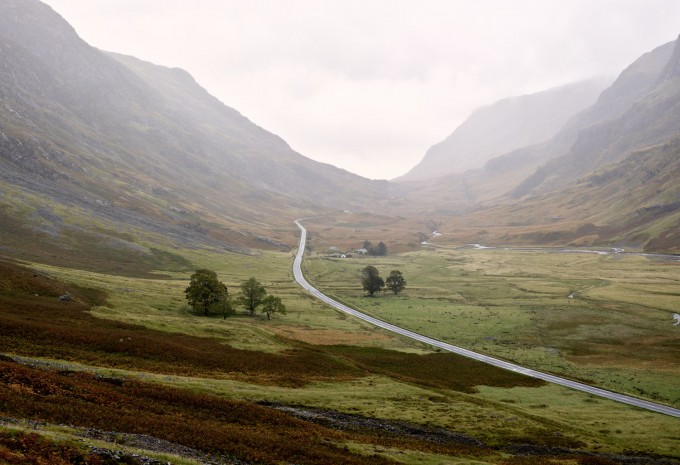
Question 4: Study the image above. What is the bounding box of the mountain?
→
[396,80,607,182]
[460,136,680,252]
[487,39,676,181]
[0,0,389,272]
[398,40,675,205]
[397,36,680,252]
[2,0,679,263]
[513,36,680,196]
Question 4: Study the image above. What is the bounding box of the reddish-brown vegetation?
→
[0,260,362,386]
[327,346,545,393]
[0,260,672,464]
[0,359,494,464]
[0,431,103,465]
[0,259,545,392]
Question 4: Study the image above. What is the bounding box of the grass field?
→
[26,247,410,353]
[304,245,680,408]
[2,241,680,463]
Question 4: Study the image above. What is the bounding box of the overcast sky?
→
[42,0,680,180]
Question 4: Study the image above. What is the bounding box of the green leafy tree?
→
[261,295,287,320]
[237,277,267,316]
[184,269,228,316]
[386,270,406,295]
[212,298,235,320]
[361,265,384,296]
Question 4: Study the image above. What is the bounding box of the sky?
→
[42,1,680,180]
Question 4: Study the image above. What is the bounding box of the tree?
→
[261,295,287,320]
[361,265,384,296]
[185,269,228,316]
[375,241,387,256]
[386,270,406,295]
[213,298,235,320]
[362,240,387,256]
[237,277,267,316]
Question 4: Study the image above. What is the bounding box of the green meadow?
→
[3,242,680,462]
[304,246,680,408]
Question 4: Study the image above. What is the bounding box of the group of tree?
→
[184,270,286,320]
[361,266,406,296]
[362,240,387,256]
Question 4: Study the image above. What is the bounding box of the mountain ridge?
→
[512,36,680,198]
[396,79,607,182]
[0,0,395,272]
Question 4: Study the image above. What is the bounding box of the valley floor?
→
[1,237,679,464]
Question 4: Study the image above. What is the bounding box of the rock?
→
[58,292,71,302]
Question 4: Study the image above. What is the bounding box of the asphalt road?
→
[293,219,680,418]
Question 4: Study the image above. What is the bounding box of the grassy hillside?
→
[448,137,680,252]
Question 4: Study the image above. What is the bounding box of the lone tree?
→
[361,265,384,296]
[185,269,229,316]
[237,277,267,316]
[386,270,406,295]
[261,295,287,320]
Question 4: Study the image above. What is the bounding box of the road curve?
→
[293,219,680,418]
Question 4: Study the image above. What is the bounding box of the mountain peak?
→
[658,34,680,81]
[0,0,84,61]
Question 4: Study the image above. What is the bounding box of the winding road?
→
[293,219,680,418]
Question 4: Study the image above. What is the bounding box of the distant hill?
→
[0,0,389,271]
[396,80,607,182]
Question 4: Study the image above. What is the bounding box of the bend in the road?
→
[293,219,680,418]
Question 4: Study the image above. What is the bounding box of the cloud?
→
[43,0,680,179]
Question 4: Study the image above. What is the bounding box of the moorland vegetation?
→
[1,2,680,463]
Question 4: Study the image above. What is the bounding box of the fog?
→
[43,0,680,179]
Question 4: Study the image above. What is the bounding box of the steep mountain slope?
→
[107,52,389,207]
[395,36,680,252]
[458,137,680,252]
[513,36,680,197]
[0,0,389,271]
[397,80,606,181]
[399,38,678,213]
[486,39,676,186]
